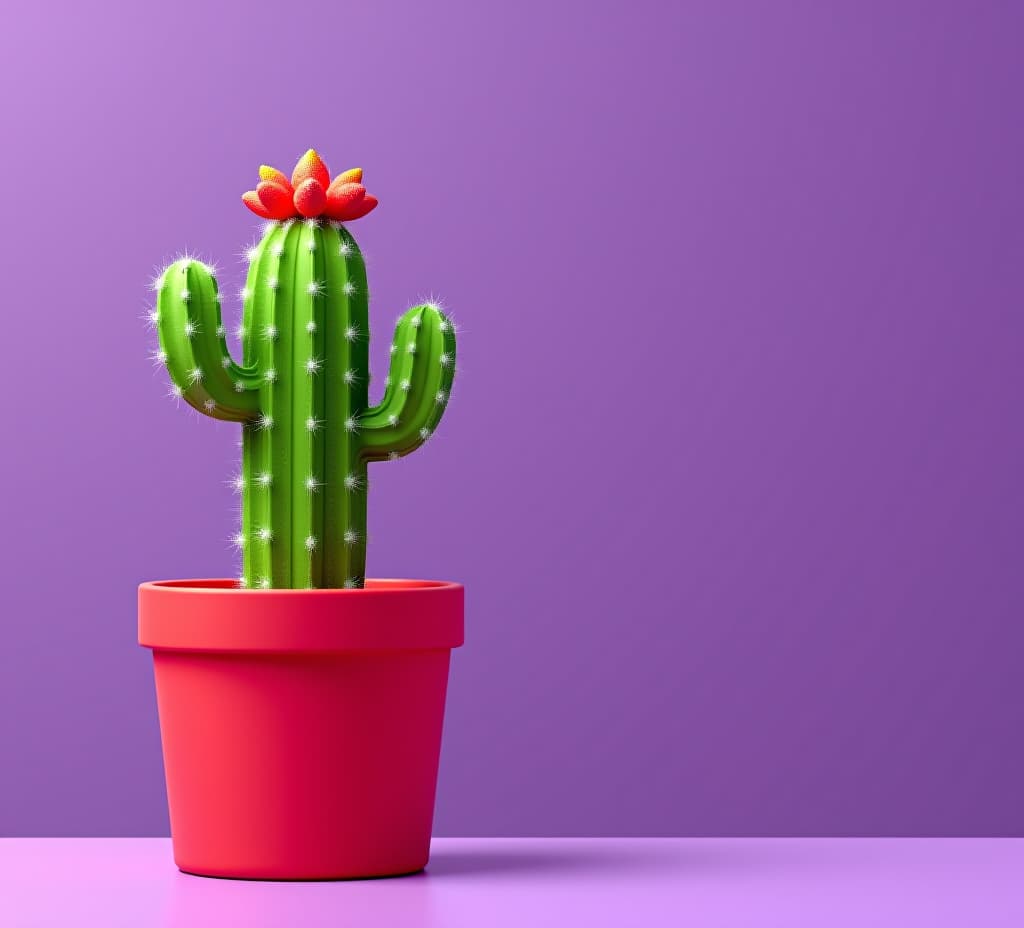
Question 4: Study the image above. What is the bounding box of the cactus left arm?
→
[360,304,456,462]
[156,259,262,422]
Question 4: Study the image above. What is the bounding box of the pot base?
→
[177,864,427,882]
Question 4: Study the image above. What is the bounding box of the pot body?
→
[139,579,464,880]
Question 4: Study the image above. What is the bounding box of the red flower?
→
[242,150,378,222]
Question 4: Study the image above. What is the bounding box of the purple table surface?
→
[2,838,1023,927]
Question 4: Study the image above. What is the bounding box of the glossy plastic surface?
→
[139,579,463,879]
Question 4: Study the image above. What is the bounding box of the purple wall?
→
[0,1,1022,836]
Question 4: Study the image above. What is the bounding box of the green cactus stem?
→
[153,219,456,589]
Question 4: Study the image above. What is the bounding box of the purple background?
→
[0,1,1021,837]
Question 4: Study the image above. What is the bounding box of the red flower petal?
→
[293,178,327,218]
[347,193,378,220]
[242,191,273,219]
[256,181,296,219]
[324,182,366,220]
[291,149,330,192]
[259,165,293,193]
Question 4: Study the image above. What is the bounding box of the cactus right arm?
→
[360,304,456,461]
[156,259,262,422]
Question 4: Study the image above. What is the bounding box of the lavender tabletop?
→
[3,838,1023,927]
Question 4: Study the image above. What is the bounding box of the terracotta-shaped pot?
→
[138,578,464,880]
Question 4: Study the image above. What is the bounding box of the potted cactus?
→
[138,150,462,880]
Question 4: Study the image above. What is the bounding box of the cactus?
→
[150,150,456,589]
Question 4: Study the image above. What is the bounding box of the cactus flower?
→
[242,149,379,223]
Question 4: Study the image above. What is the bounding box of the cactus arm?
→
[156,259,261,421]
[360,305,456,462]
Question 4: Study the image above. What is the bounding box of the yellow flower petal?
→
[258,165,292,190]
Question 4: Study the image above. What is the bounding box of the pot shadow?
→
[423,839,857,881]
[424,842,681,879]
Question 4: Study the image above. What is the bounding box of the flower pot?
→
[138,578,464,880]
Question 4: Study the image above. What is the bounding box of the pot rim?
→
[142,578,462,595]
[139,578,464,653]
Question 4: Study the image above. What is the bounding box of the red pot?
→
[138,578,464,880]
